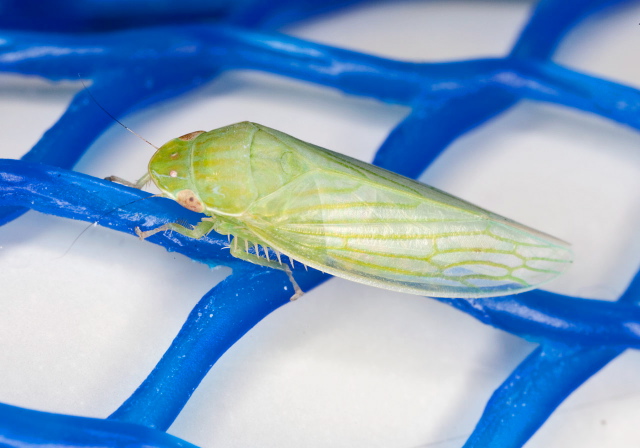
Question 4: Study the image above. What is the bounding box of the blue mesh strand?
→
[0,401,199,447]
[0,0,638,446]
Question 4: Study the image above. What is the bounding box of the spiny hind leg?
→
[230,236,304,301]
[136,218,215,240]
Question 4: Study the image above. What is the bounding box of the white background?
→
[1,1,640,446]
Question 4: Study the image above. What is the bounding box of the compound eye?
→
[176,189,205,213]
[178,130,205,141]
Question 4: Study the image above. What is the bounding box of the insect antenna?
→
[78,75,159,151]
[57,193,161,259]
[60,78,164,257]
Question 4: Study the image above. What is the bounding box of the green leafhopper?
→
[111,122,572,300]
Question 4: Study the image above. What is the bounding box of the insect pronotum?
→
[109,122,572,300]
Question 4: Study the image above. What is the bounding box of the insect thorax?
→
[149,122,310,215]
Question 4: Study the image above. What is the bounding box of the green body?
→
[146,122,572,298]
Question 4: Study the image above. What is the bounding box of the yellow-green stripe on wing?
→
[244,170,572,298]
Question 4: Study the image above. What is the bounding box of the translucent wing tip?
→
[461,224,574,298]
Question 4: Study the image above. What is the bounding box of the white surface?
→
[1,1,640,447]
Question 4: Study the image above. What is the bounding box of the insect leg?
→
[135,218,215,240]
[230,236,304,301]
[106,173,151,189]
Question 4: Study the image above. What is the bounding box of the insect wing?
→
[243,167,572,298]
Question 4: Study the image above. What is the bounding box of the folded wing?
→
[244,169,572,298]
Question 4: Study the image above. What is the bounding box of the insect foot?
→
[105,173,151,189]
[284,265,304,301]
[290,290,304,301]
[135,225,169,240]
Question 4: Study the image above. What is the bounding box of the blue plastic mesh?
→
[0,0,639,446]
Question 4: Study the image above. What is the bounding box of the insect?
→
[109,122,572,300]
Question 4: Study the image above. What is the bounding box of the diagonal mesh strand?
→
[0,0,638,446]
